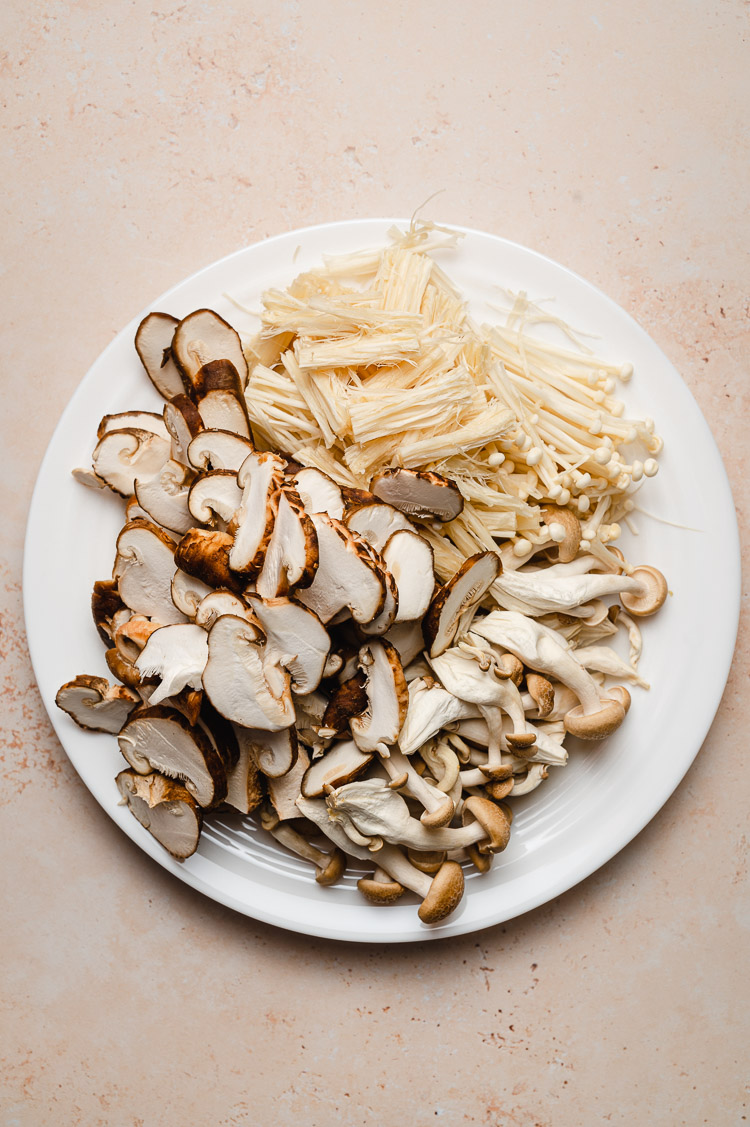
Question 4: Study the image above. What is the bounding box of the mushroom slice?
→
[301,739,373,798]
[174,529,242,593]
[187,429,254,473]
[292,467,344,519]
[229,451,287,576]
[195,590,257,631]
[202,614,295,732]
[620,565,668,617]
[92,428,171,498]
[187,470,242,527]
[193,359,251,438]
[237,725,298,779]
[383,620,427,668]
[134,311,185,400]
[382,529,435,623]
[267,746,309,819]
[116,769,203,859]
[370,467,464,522]
[56,674,140,733]
[134,459,195,535]
[358,558,399,636]
[91,579,126,643]
[171,308,249,391]
[114,519,187,626]
[350,639,409,755]
[245,594,330,695]
[423,551,502,658]
[97,411,171,443]
[321,673,368,736]
[134,623,209,706]
[296,514,386,625]
[256,487,319,598]
[223,727,265,814]
[171,569,213,619]
[345,502,417,551]
[118,705,227,807]
[163,395,204,466]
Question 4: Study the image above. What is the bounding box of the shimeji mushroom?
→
[423,551,502,658]
[134,624,209,706]
[369,467,464,522]
[116,768,203,859]
[295,794,465,923]
[134,312,185,400]
[325,779,511,857]
[118,705,228,807]
[471,610,630,741]
[56,675,140,733]
[620,565,668,617]
[171,308,249,392]
[202,614,296,732]
[429,645,536,775]
[229,451,287,576]
[260,803,346,885]
[114,520,188,626]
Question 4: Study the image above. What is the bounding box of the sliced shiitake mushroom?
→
[135,311,185,400]
[370,467,464,522]
[56,674,140,733]
[255,487,319,598]
[229,451,287,576]
[174,528,243,593]
[193,359,251,438]
[171,308,249,392]
[296,514,386,625]
[118,704,227,808]
[187,429,254,473]
[116,768,203,859]
[114,519,187,626]
[92,428,171,498]
[423,551,502,658]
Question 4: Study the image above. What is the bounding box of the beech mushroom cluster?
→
[57,228,670,926]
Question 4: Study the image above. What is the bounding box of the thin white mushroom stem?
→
[373,844,435,899]
[477,704,504,772]
[379,746,455,827]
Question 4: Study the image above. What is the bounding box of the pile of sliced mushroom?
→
[57,239,669,925]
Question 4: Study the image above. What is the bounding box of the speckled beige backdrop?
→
[2,2,748,1124]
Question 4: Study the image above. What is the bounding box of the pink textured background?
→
[1,2,747,1124]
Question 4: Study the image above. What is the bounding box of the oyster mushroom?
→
[56,674,140,733]
[92,428,171,498]
[171,308,249,392]
[398,676,479,755]
[202,614,295,732]
[229,451,287,576]
[260,803,346,885]
[471,610,628,741]
[134,623,209,706]
[295,794,465,923]
[423,551,502,658]
[116,768,203,859]
[114,519,187,626]
[492,555,646,618]
[134,311,185,400]
[369,467,464,522]
[118,705,227,807]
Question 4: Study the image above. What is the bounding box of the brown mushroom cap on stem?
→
[620,565,668,617]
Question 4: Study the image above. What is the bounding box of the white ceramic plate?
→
[24,219,740,943]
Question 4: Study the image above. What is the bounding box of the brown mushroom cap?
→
[358,874,406,904]
[418,861,465,923]
[174,529,243,593]
[542,506,582,563]
[563,696,626,740]
[462,795,512,854]
[406,848,447,874]
[526,672,555,718]
[620,565,668,617]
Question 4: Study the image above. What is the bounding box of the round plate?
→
[24,219,740,942]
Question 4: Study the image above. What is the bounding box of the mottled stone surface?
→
[1,2,747,1124]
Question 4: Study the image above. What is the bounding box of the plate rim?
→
[23,217,742,943]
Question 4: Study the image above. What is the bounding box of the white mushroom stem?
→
[419,739,461,793]
[509,764,548,796]
[378,746,455,827]
[326,779,500,854]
